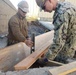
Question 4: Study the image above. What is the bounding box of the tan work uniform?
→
[8,13,28,45]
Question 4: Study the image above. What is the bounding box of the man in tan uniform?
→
[36,0,76,63]
[8,1,33,47]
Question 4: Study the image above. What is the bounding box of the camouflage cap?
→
[36,0,46,8]
[18,1,29,12]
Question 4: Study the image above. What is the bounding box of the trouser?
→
[54,55,69,64]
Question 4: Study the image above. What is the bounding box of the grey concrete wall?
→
[0,0,16,34]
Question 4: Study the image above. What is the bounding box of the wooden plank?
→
[14,31,54,71]
[14,47,49,70]
[35,30,54,51]
[59,68,76,75]
[46,60,64,66]
[0,42,30,72]
[49,61,76,75]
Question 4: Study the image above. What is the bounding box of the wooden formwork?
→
[0,31,55,71]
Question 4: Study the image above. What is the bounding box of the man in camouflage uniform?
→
[36,0,76,63]
[8,1,33,47]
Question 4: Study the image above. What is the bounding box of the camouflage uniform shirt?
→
[46,2,76,62]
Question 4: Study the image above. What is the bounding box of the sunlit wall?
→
[26,0,39,17]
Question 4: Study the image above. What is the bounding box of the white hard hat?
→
[18,1,29,12]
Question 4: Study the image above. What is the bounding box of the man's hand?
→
[24,38,33,47]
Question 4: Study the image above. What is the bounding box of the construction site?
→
[0,0,76,75]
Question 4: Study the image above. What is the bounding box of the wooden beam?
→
[45,60,64,66]
[0,42,30,72]
[49,61,76,75]
[14,47,49,70]
[35,30,54,51]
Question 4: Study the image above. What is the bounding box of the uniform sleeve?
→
[9,18,26,42]
[46,12,69,60]
[25,21,28,38]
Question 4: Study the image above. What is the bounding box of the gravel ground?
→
[0,67,56,75]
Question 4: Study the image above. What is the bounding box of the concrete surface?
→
[0,67,55,75]
[0,36,7,49]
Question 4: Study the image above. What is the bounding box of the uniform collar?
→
[17,12,25,20]
[55,2,61,11]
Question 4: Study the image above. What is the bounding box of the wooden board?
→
[49,61,76,75]
[14,47,49,70]
[0,42,30,72]
[46,60,64,66]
